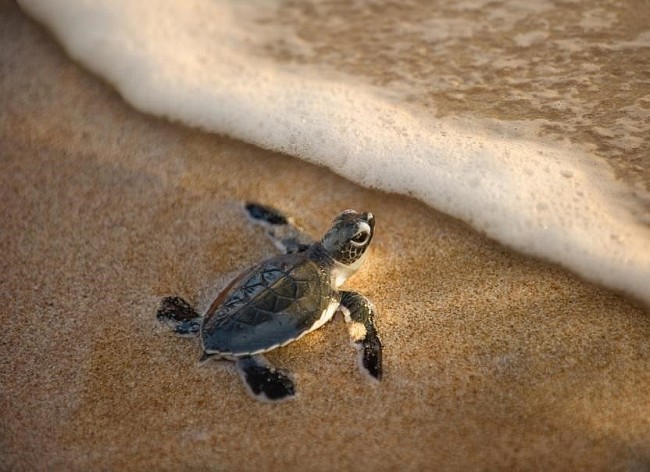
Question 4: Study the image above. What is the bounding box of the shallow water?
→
[17,0,650,304]
[263,0,649,189]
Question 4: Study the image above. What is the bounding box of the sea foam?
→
[18,0,649,305]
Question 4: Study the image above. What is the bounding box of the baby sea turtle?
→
[156,203,382,401]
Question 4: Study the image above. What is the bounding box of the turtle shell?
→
[201,252,338,356]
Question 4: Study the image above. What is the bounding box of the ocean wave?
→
[18,0,650,305]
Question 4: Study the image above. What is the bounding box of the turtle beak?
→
[364,212,375,231]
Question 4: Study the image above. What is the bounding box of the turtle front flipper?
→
[245,202,314,254]
[156,296,202,337]
[235,355,296,402]
[340,291,383,380]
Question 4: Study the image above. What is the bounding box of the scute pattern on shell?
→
[201,254,334,355]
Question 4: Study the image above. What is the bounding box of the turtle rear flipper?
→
[245,202,314,254]
[236,355,296,402]
[340,291,383,381]
[156,296,202,337]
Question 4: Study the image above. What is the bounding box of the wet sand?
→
[1,3,649,471]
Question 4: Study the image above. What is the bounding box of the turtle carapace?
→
[157,203,382,402]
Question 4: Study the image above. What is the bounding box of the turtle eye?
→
[351,230,369,245]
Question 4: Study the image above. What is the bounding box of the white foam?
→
[18,0,650,305]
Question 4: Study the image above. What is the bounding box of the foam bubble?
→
[18,0,650,304]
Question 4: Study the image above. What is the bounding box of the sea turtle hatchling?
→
[156,203,382,401]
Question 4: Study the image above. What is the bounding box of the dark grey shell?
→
[200,250,337,356]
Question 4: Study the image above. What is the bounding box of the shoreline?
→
[16,0,650,308]
[2,4,649,471]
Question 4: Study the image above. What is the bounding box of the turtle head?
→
[320,210,375,268]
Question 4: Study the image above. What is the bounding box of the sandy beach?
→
[1,2,649,470]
